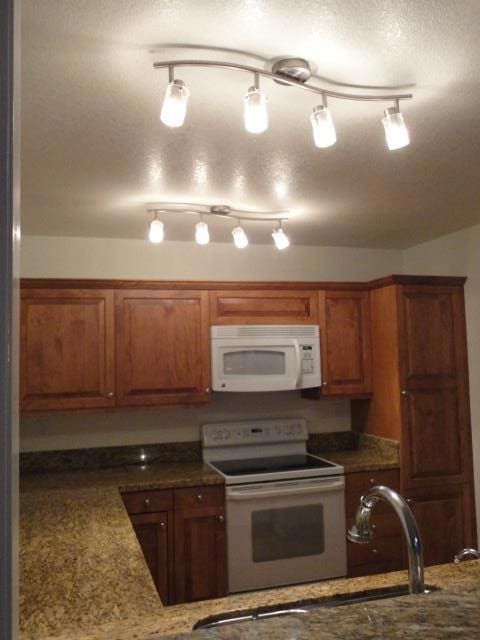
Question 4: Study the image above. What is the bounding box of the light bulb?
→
[149,219,164,243]
[311,105,336,148]
[232,225,248,248]
[160,80,189,128]
[382,107,409,150]
[244,87,268,134]
[195,220,210,245]
[272,226,290,250]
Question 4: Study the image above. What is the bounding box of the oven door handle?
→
[227,479,344,501]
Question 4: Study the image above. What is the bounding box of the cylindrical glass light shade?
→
[244,87,268,134]
[382,108,410,150]
[149,219,164,243]
[195,220,210,245]
[272,226,290,250]
[232,225,248,248]
[160,80,190,128]
[311,105,336,148]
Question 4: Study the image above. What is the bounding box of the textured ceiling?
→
[21,0,480,248]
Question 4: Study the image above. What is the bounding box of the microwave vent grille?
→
[211,325,319,339]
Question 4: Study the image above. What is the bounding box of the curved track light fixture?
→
[147,203,289,250]
[154,56,413,149]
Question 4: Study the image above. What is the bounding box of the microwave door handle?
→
[293,339,302,388]
[227,480,345,501]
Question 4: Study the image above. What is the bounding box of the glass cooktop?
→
[211,454,337,476]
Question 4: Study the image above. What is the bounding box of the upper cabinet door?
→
[21,288,115,411]
[210,290,319,325]
[115,290,210,406]
[318,290,372,395]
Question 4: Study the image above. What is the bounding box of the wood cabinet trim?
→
[21,275,466,292]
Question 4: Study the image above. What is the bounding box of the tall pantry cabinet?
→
[359,278,477,566]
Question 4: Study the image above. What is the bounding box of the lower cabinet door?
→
[173,507,227,604]
[130,511,171,605]
[406,483,476,567]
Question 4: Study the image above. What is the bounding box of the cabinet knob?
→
[218,515,225,523]
[401,390,409,396]
[144,498,150,508]
[196,494,203,502]
[205,387,211,394]
[406,498,414,505]
[107,391,114,398]
[369,477,375,484]
[322,381,328,387]
[372,548,379,555]
[160,521,166,529]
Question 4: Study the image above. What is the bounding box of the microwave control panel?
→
[301,345,315,374]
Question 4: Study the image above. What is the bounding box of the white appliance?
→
[202,419,347,593]
[210,325,321,392]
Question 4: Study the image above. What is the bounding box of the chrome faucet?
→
[348,485,424,594]
[454,548,480,563]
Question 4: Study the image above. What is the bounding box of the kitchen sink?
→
[193,584,439,630]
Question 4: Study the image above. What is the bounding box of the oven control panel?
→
[202,418,307,447]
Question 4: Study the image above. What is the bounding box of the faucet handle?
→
[453,548,480,563]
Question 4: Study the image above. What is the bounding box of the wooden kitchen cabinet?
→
[20,288,115,411]
[358,277,477,563]
[345,469,404,577]
[318,290,372,396]
[129,511,171,605]
[115,290,211,406]
[173,486,227,604]
[210,289,319,325]
[406,483,475,567]
[122,485,226,606]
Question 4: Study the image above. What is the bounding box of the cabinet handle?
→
[401,390,409,396]
[369,477,375,484]
[205,388,211,394]
[322,381,328,387]
[372,548,379,555]
[196,494,203,502]
[107,391,114,398]
[406,498,414,505]
[144,498,150,508]
[218,515,224,523]
[160,521,166,529]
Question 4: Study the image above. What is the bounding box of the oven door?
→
[225,476,347,593]
[211,337,318,392]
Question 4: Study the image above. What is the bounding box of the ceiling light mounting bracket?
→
[272,58,311,85]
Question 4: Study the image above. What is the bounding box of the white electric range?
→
[202,418,347,593]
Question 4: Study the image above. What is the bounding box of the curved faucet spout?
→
[347,485,424,595]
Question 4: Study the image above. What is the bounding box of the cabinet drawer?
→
[348,559,404,578]
[345,469,400,516]
[121,489,173,514]
[174,485,224,509]
[347,535,403,567]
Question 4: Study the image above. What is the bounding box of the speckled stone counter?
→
[30,561,480,640]
[20,462,223,640]
[20,438,399,640]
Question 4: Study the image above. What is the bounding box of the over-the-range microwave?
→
[210,324,322,392]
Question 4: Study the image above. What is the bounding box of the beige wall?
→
[403,222,480,536]
[21,235,403,281]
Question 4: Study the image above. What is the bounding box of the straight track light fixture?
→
[155,56,413,150]
[147,203,289,250]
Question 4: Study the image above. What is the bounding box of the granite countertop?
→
[20,435,400,640]
[20,462,223,640]
[30,561,480,640]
